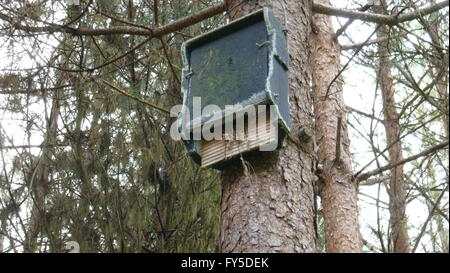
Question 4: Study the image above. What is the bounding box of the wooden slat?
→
[201,117,277,168]
[202,138,275,161]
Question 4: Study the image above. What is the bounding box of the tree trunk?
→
[220,0,317,253]
[374,2,411,253]
[425,15,449,253]
[435,68,449,140]
[431,32,450,256]
[310,0,362,253]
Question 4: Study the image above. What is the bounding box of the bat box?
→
[178,8,290,169]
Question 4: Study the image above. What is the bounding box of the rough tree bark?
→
[310,0,362,253]
[219,0,317,253]
[374,2,411,253]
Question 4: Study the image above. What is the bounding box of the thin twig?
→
[101,80,171,114]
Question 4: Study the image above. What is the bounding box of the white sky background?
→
[0,0,448,252]
[331,0,449,252]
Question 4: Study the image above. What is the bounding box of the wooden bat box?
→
[178,8,290,169]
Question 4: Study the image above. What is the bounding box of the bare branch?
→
[313,0,449,25]
[101,80,171,114]
[341,32,407,50]
[0,2,227,36]
[360,175,390,186]
[357,141,449,182]
[412,183,449,252]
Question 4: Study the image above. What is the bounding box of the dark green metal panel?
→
[188,20,269,112]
